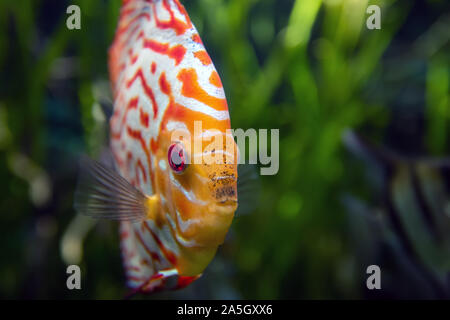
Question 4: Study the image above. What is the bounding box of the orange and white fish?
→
[75,0,238,294]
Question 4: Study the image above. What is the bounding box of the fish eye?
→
[168,143,188,174]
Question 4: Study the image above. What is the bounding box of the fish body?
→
[79,0,238,294]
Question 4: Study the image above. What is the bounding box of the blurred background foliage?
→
[0,0,449,299]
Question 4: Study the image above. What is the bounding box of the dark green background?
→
[0,0,449,299]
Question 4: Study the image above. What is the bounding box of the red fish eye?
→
[168,143,188,173]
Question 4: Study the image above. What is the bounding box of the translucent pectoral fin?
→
[74,156,154,222]
[236,164,261,216]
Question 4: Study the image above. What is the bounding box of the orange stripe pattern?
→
[109,0,232,294]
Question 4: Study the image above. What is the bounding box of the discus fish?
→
[75,0,238,294]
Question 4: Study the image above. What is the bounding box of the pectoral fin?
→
[74,156,155,222]
[235,164,261,216]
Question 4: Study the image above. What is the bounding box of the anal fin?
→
[125,268,202,297]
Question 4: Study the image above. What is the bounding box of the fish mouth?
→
[218,199,238,206]
[214,184,237,198]
[215,199,238,215]
[210,175,237,213]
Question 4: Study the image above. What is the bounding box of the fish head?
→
[154,125,238,247]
